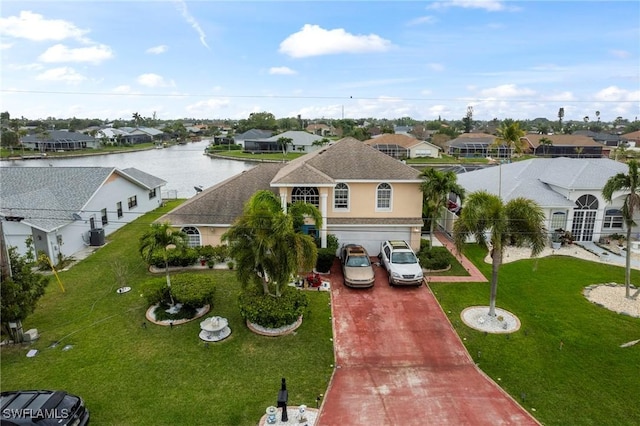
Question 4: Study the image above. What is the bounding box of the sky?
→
[1,0,639,123]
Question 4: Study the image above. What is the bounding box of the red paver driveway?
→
[316,260,538,426]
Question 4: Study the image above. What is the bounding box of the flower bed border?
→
[246,316,303,337]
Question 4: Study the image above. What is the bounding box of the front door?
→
[571,195,598,242]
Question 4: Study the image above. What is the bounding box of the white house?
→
[0,167,166,261]
[444,157,631,243]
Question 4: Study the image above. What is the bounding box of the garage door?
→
[330,227,412,257]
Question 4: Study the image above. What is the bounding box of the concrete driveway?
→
[316,259,539,426]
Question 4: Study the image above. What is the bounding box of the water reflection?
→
[3,140,255,199]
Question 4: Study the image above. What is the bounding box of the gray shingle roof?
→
[272,137,421,185]
[456,157,627,208]
[261,131,324,146]
[122,168,167,189]
[21,130,96,143]
[157,163,287,226]
[0,166,164,232]
[234,129,275,140]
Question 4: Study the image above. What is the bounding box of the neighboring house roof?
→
[521,134,601,149]
[130,127,164,136]
[95,128,128,138]
[261,130,324,146]
[21,130,96,143]
[157,163,287,226]
[622,130,640,142]
[445,133,495,148]
[234,129,274,140]
[121,167,167,190]
[0,167,166,232]
[271,137,421,185]
[456,157,627,209]
[570,130,623,144]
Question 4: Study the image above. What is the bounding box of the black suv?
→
[1,390,89,426]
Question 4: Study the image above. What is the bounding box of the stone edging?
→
[145,304,211,326]
[246,316,303,336]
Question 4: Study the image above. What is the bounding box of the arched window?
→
[291,187,319,207]
[181,226,201,247]
[376,183,392,210]
[575,194,599,210]
[551,211,567,231]
[334,183,349,210]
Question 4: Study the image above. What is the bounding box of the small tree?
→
[0,247,50,342]
[420,168,465,248]
[603,159,640,298]
[139,222,188,306]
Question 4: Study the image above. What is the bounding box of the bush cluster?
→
[315,233,339,273]
[149,247,199,268]
[417,240,453,270]
[238,287,309,328]
[140,273,216,309]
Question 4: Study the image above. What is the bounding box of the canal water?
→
[2,140,255,199]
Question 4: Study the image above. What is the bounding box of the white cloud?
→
[427,63,445,72]
[545,91,576,102]
[112,85,135,94]
[478,84,536,98]
[407,16,437,26]
[0,11,89,42]
[8,63,43,71]
[279,24,392,58]
[136,73,174,88]
[146,45,168,54]
[1,43,13,50]
[38,43,113,64]
[428,1,507,12]
[174,0,209,49]
[35,67,86,83]
[420,89,433,96]
[186,98,231,114]
[594,86,640,102]
[610,49,630,59]
[269,66,297,75]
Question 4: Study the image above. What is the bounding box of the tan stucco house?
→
[365,134,441,159]
[158,137,424,255]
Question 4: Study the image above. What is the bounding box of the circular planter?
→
[246,316,303,337]
[145,304,210,326]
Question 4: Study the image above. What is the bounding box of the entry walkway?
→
[316,261,538,426]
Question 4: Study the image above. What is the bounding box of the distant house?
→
[20,130,99,152]
[243,131,325,154]
[306,123,336,137]
[118,127,166,144]
[573,130,627,147]
[159,137,424,255]
[445,133,500,158]
[622,130,640,147]
[449,157,631,243]
[95,128,129,144]
[233,129,275,149]
[0,167,166,260]
[522,134,604,158]
[364,134,440,159]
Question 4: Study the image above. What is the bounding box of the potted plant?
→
[551,229,563,249]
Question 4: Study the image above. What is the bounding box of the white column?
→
[320,193,328,248]
[280,192,287,213]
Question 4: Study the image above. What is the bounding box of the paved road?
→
[316,259,539,426]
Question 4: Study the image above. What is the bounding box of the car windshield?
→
[346,256,371,267]
[391,252,417,264]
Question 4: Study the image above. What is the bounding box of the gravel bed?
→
[583,283,640,318]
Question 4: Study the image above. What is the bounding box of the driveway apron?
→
[316,262,539,425]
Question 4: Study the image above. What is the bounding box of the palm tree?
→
[493,121,525,161]
[603,160,640,299]
[132,112,142,128]
[539,137,553,157]
[420,168,465,247]
[453,191,546,317]
[223,190,319,297]
[276,137,292,156]
[139,222,188,306]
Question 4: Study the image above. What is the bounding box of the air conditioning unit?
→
[89,228,105,246]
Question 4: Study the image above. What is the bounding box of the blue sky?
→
[1,0,639,123]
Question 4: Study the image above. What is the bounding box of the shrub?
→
[171,273,216,308]
[212,245,229,264]
[326,234,339,252]
[140,277,169,305]
[238,286,309,328]
[315,248,335,273]
[418,246,453,270]
[198,245,216,261]
[150,247,200,268]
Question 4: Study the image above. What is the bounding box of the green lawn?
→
[3,205,639,425]
[430,244,640,426]
[208,150,304,162]
[0,202,333,426]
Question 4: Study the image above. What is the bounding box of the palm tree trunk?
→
[625,226,632,298]
[165,262,175,306]
[488,248,502,317]
[429,216,435,248]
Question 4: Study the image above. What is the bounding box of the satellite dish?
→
[194,185,203,193]
[72,213,82,221]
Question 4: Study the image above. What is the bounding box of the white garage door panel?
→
[332,227,411,256]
